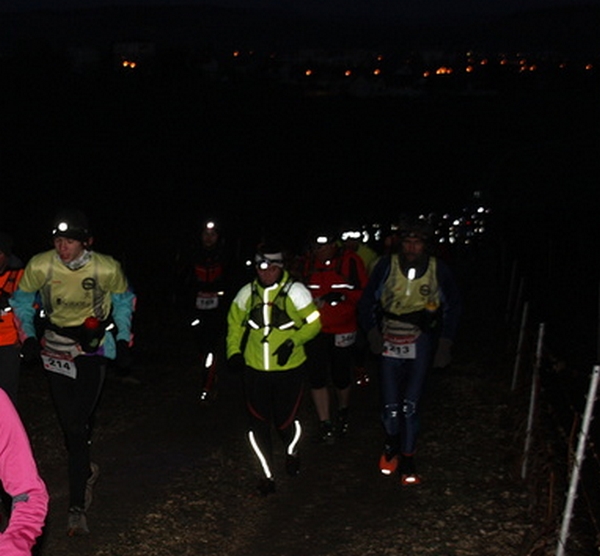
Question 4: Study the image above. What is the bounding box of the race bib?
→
[382,334,418,359]
[335,331,357,348]
[196,292,219,310]
[41,351,78,379]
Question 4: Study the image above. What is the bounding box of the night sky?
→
[3,0,600,20]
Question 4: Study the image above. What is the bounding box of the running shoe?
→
[285,453,300,476]
[379,453,399,475]
[314,420,335,444]
[399,456,422,486]
[256,477,276,496]
[67,506,89,536]
[337,408,349,437]
[400,473,422,486]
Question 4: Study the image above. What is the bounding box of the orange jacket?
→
[0,267,24,346]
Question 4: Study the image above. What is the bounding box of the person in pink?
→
[0,388,48,555]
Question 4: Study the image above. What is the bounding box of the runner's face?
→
[54,237,86,263]
[401,237,425,263]
[256,264,282,287]
[202,229,219,248]
[314,242,336,262]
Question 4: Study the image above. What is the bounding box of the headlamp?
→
[254,253,284,269]
[341,230,361,241]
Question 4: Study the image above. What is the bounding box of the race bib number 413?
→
[41,351,78,379]
[382,335,417,359]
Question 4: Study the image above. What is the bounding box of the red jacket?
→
[302,247,368,334]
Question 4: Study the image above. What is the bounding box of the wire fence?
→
[504,259,600,556]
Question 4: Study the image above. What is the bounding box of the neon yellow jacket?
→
[227,271,321,371]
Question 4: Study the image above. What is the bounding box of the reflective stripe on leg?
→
[248,430,273,479]
[286,420,302,456]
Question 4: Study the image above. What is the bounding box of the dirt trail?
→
[18,254,539,556]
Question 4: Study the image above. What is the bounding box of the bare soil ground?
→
[13,258,560,556]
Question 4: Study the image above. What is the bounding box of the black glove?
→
[116,339,133,369]
[227,353,246,374]
[273,339,294,366]
[0,291,10,311]
[321,292,346,306]
[21,337,41,363]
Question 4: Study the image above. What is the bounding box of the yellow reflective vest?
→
[380,255,440,317]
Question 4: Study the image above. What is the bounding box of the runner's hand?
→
[273,339,294,366]
[21,337,41,363]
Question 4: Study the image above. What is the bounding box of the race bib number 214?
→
[41,352,78,379]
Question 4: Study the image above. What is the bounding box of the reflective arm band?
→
[305,310,320,324]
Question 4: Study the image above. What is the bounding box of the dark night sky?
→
[3,0,600,21]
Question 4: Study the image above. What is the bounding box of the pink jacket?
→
[0,389,48,555]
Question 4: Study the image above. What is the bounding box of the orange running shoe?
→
[399,455,422,486]
[400,473,422,486]
[379,453,399,476]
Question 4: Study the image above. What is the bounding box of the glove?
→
[433,338,453,368]
[321,292,346,306]
[367,328,383,355]
[116,339,133,369]
[273,339,294,366]
[227,353,246,374]
[21,337,41,363]
[0,291,10,311]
